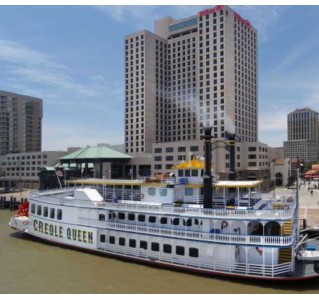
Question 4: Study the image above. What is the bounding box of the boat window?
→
[43,206,48,217]
[149,216,156,223]
[118,212,125,220]
[128,213,135,221]
[109,236,115,244]
[176,246,185,256]
[129,239,136,248]
[99,214,105,221]
[183,218,192,226]
[119,237,125,246]
[100,234,106,243]
[151,242,160,252]
[140,240,147,250]
[37,205,42,216]
[189,247,199,257]
[50,208,55,219]
[178,170,183,177]
[160,217,167,224]
[148,187,156,196]
[185,170,190,177]
[163,244,172,253]
[31,203,35,214]
[172,218,180,225]
[57,209,62,220]
[185,188,193,196]
[160,188,167,197]
[108,211,115,220]
[191,170,198,177]
[138,214,145,222]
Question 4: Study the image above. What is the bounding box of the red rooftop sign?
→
[234,12,251,28]
[199,5,251,29]
[199,5,223,17]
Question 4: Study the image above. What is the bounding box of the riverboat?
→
[8,131,319,281]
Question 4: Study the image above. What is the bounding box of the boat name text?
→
[33,219,93,244]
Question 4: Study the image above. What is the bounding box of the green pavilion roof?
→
[59,146,132,161]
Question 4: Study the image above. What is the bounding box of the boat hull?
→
[10,223,319,282]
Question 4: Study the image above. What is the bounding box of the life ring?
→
[221,221,228,230]
[287,196,293,203]
[140,193,144,199]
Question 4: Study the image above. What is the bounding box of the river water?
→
[0,210,319,294]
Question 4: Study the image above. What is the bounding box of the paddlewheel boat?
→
[9,131,319,281]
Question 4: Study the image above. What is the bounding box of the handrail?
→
[78,217,294,246]
[30,189,296,220]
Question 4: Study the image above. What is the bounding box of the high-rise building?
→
[124,5,258,155]
[0,90,43,155]
[284,107,319,162]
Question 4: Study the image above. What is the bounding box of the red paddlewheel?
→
[16,201,29,217]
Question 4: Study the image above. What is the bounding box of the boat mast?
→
[202,127,213,209]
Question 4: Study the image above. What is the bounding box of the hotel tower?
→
[124,5,257,155]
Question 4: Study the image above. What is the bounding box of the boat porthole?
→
[314,263,319,274]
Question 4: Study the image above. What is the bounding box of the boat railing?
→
[30,189,295,220]
[100,241,293,278]
[79,217,294,246]
[100,243,294,278]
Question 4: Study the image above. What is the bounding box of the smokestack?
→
[202,127,213,209]
[225,131,237,181]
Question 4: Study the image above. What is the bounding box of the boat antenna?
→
[201,127,213,209]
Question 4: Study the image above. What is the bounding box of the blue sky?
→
[1,3,319,151]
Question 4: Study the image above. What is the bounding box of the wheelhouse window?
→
[185,188,193,196]
[148,187,156,196]
[159,188,167,197]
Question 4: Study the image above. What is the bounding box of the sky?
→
[1,2,319,151]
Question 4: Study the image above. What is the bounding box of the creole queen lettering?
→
[33,219,93,244]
